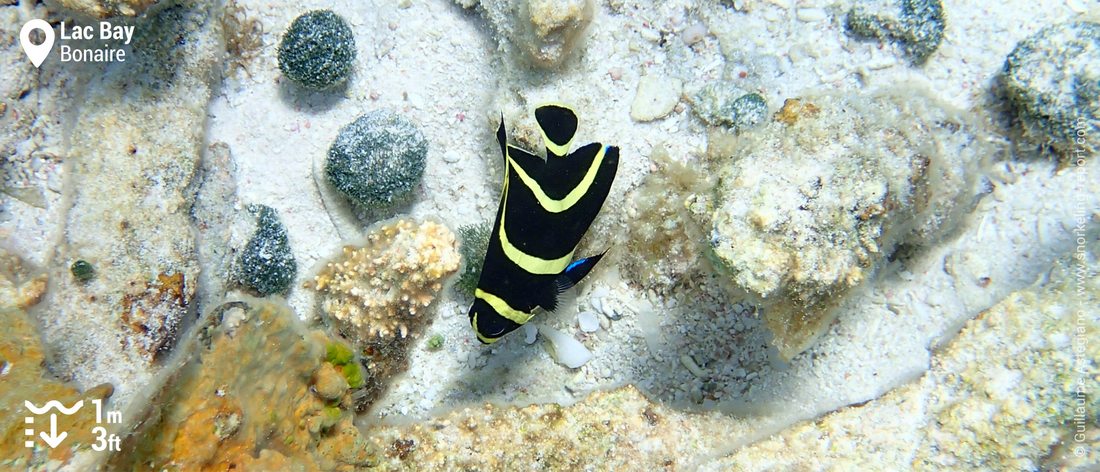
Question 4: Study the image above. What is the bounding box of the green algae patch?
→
[325,341,355,366]
[454,220,493,298]
[341,363,365,389]
[326,111,428,214]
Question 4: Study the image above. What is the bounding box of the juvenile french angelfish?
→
[468,104,620,344]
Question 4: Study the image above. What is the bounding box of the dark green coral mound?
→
[70,260,95,282]
[725,93,768,132]
[846,0,945,64]
[278,10,356,90]
[1003,21,1099,162]
[236,204,297,296]
[690,82,768,132]
[454,220,492,297]
[326,110,428,211]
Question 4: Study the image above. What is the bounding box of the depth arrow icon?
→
[39,414,66,448]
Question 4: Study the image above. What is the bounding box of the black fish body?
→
[468,104,619,343]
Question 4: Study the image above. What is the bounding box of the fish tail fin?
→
[535,104,578,158]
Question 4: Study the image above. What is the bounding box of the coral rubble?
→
[630,74,683,122]
[707,240,1100,471]
[695,85,989,359]
[110,299,379,470]
[365,385,738,470]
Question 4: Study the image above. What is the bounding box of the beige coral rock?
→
[38,0,224,410]
[696,84,989,359]
[366,384,743,470]
[309,219,460,343]
[521,0,594,67]
[0,249,47,311]
[313,362,349,401]
[460,0,594,68]
[703,240,1100,471]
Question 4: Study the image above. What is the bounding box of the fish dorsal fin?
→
[496,114,508,161]
[535,104,578,158]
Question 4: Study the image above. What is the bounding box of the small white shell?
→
[577,311,600,333]
[540,326,592,368]
[523,323,538,344]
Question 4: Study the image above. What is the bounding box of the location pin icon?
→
[20,19,55,68]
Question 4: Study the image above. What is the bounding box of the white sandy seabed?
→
[2,0,1099,464]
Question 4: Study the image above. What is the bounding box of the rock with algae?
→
[705,240,1100,471]
[693,84,989,360]
[845,0,946,64]
[457,0,594,68]
[0,248,48,311]
[38,0,224,411]
[109,299,380,471]
[1002,21,1100,164]
[308,218,460,343]
[622,145,713,290]
[689,82,769,132]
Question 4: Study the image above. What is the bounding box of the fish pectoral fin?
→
[534,280,562,312]
[539,252,607,312]
[535,254,597,311]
